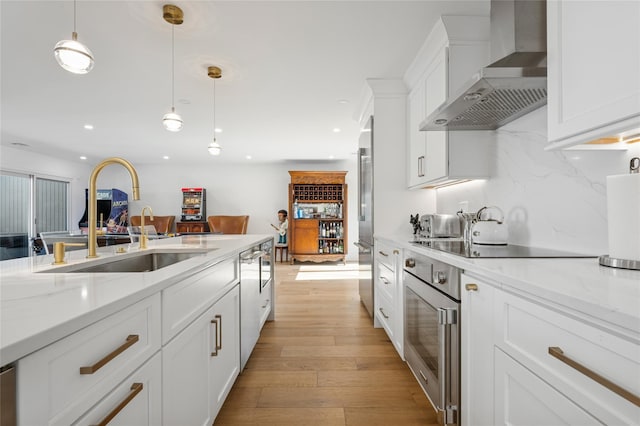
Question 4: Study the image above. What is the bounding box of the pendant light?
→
[207,66,222,155]
[54,0,94,74]
[162,5,184,132]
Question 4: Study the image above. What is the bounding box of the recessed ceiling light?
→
[80,156,87,160]
[246,155,252,160]
[215,128,222,133]
[84,124,94,130]
[163,155,170,160]
[333,128,341,133]
[338,99,349,104]
[328,155,335,159]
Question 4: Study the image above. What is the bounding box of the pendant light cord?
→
[171,23,175,110]
[213,78,216,140]
[73,0,77,33]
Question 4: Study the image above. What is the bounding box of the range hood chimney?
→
[420,0,547,131]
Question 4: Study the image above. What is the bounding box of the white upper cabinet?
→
[546,0,640,150]
[405,16,494,188]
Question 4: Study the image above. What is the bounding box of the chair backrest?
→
[129,215,175,234]
[207,215,249,234]
[39,231,87,255]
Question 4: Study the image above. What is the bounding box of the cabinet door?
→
[176,222,189,233]
[210,286,240,419]
[162,307,214,426]
[547,0,640,148]
[494,348,600,425]
[408,79,426,187]
[293,219,319,254]
[72,353,161,426]
[191,222,207,232]
[460,274,495,426]
[423,47,448,182]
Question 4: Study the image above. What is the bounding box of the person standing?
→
[271,209,288,244]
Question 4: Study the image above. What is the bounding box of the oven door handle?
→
[437,307,456,424]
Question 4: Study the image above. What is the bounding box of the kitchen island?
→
[0,234,273,425]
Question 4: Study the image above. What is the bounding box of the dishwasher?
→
[239,245,265,370]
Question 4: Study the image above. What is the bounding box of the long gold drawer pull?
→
[548,347,640,407]
[378,251,389,257]
[379,307,389,319]
[80,335,139,375]
[91,382,143,426]
[211,318,219,356]
[465,283,478,292]
[215,314,222,351]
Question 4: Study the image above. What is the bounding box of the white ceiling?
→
[1,0,489,166]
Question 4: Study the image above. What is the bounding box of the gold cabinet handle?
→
[465,283,478,292]
[393,249,400,255]
[91,382,143,426]
[548,347,640,407]
[379,307,389,319]
[211,318,219,357]
[378,251,389,257]
[215,314,222,351]
[80,335,139,375]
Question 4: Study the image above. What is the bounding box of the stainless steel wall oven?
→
[404,249,460,425]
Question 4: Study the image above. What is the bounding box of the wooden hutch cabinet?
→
[288,171,347,264]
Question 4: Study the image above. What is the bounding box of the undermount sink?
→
[40,249,216,273]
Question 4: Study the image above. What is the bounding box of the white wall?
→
[0,146,92,230]
[99,159,360,261]
[435,107,640,255]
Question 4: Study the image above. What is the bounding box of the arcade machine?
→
[181,187,206,221]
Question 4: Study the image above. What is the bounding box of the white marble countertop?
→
[0,234,272,365]
[376,236,640,338]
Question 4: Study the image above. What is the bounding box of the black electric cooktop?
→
[410,239,597,259]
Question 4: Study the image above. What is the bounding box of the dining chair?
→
[207,215,249,234]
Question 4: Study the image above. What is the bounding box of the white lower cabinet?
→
[72,352,162,426]
[461,273,640,426]
[258,280,273,329]
[494,348,600,425]
[17,293,161,425]
[163,284,240,425]
[373,239,402,358]
[460,274,494,426]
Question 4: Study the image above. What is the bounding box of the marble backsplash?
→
[435,107,640,255]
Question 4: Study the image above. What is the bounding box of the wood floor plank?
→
[215,407,346,425]
[245,357,358,371]
[215,262,436,425]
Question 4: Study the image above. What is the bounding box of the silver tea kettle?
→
[471,206,508,245]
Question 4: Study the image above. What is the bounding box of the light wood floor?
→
[215,262,438,425]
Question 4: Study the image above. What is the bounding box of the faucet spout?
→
[139,206,154,249]
[88,157,140,258]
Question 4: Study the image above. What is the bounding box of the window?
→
[0,172,70,259]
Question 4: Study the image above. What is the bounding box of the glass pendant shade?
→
[162,108,183,132]
[208,140,222,155]
[54,32,94,74]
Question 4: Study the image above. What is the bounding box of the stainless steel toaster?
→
[419,214,462,238]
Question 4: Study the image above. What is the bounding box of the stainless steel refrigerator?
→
[355,116,374,318]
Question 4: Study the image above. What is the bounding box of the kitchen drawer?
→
[60,352,161,425]
[259,280,272,329]
[376,262,395,302]
[375,291,395,343]
[374,242,397,272]
[18,293,161,425]
[163,256,239,343]
[495,290,640,424]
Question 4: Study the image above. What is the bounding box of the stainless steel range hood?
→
[420,0,547,131]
